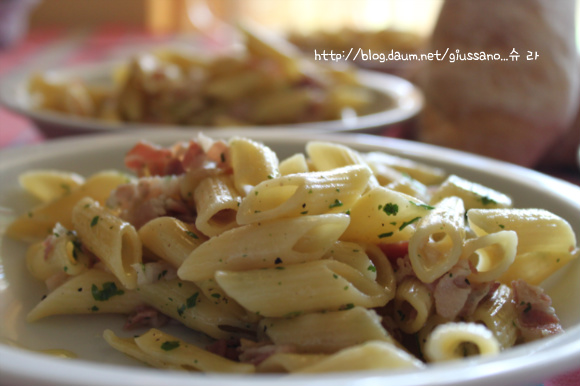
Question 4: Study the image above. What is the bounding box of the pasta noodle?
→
[7,134,578,375]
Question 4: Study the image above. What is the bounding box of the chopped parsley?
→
[211,293,221,299]
[185,231,199,239]
[378,232,393,239]
[479,195,497,205]
[186,292,199,308]
[329,199,343,209]
[60,183,71,194]
[91,282,124,301]
[399,216,421,231]
[409,201,435,210]
[367,265,377,272]
[90,216,100,227]
[383,203,399,216]
[161,341,180,351]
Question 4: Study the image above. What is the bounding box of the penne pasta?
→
[260,307,393,353]
[342,186,434,244]
[461,230,518,283]
[393,277,433,334]
[229,137,280,196]
[6,170,131,242]
[136,278,251,340]
[178,214,349,282]
[430,175,512,209]
[19,170,85,203]
[27,269,141,322]
[297,340,425,373]
[138,217,207,268]
[72,197,142,290]
[408,197,466,283]
[466,284,518,350]
[424,322,501,362]
[215,260,389,317]
[194,174,241,237]
[236,165,371,224]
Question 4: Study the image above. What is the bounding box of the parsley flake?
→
[91,282,124,301]
[161,341,180,351]
[383,203,399,216]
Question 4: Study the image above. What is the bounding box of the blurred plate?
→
[0,62,422,138]
[0,129,579,386]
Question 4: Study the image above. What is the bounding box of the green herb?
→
[409,201,435,210]
[91,306,99,312]
[177,304,186,317]
[157,270,168,280]
[90,216,99,227]
[399,216,421,231]
[161,341,180,351]
[185,231,199,239]
[91,282,124,301]
[340,303,355,310]
[186,292,199,308]
[378,232,393,239]
[329,199,343,209]
[397,310,406,321]
[211,293,221,299]
[499,224,505,229]
[367,265,377,272]
[60,183,71,194]
[383,203,399,216]
[523,302,532,313]
[300,211,308,215]
[479,195,497,205]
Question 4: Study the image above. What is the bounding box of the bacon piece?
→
[512,279,563,342]
[107,175,191,229]
[125,140,178,177]
[458,281,499,318]
[433,259,473,320]
[379,241,409,265]
[206,339,241,361]
[124,305,170,330]
[237,339,296,365]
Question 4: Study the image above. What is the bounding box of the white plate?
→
[0,63,423,138]
[0,129,579,386]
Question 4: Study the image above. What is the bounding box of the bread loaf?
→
[417,0,579,167]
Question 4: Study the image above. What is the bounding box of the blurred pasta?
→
[27,27,390,128]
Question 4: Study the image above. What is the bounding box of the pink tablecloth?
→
[0,25,579,386]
